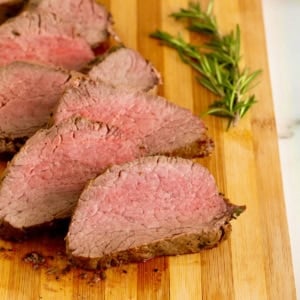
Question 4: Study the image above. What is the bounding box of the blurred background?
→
[263,0,300,297]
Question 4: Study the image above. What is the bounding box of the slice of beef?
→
[0,117,142,239]
[0,0,25,24]
[0,11,95,69]
[0,62,81,154]
[27,0,111,47]
[88,47,161,93]
[66,156,245,270]
[53,80,214,158]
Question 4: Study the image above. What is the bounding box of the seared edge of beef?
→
[0,136,27,155]
[160,136,214,159]
[0,218,69,241]
[0,0,25,24]
[67,199,245,270]
[66,153,245,272]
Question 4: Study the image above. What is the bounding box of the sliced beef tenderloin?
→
[0,0,25,24]
[0,117,142,239]
[0,62,81,154]
[0,11,94,69]
[27,0,112,47]
[66,156,245,270]
[88,47,161,93]
[53,80,214,158]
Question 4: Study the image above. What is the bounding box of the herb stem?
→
[150,1,261,128]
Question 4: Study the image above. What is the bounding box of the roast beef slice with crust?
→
[66,156,245,270]
[0,117,143,239]
[88,47,161,93]
[0,62,81,154]
[53,80,214,158]
[0,11,94,69]
[0,46,161,154]
[0,0,25,24]
[27,0,111,47]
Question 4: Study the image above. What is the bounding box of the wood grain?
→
[0,0,296,299]
[239,1,296,299]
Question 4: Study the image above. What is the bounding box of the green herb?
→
[150,1,261,128]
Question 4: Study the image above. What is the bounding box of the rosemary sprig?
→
[150,1,261,128]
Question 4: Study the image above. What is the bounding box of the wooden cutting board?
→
[0,0,296,299]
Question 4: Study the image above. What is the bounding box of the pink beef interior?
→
[0,62,71,139]
[0,12,94,70]
[67,156,229,258]
[53,80,208,156]
[0,118,141,229]
[31,0,110,46]
[88,47,160,91]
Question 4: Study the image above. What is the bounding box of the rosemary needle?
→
[150,1,261,128]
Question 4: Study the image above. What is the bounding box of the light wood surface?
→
[0,0,296,299]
